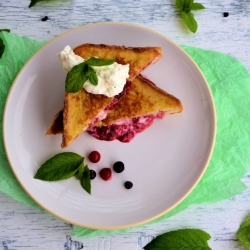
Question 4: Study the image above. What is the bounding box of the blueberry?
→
[41,16,49,21]
[124,181,133,189]
[90,170,96,180]
[113,161,125,173]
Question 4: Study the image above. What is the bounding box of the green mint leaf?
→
[65,62,88,93]
[65,57,115,92]
[79,165,91,194]
[0,29,10,32]
[88,66,98,86]
[191,3,205,10]
[176,0,194,11]
[176,0,185,11]
[144,229,212,250]
[181,11,198,33]
[183,0,193,12]
[75,161,85,180]
[0,29,10,59]
[86,57,115,66]
[34,152,84,181]
[29,0,47,7]
[0,39,5,59]
[237,214,250,249]
[176,1,204,33]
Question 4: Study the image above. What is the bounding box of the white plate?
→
[3,23,216,230]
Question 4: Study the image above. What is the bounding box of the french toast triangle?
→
[94,74,183,127]
[46,74,183,143]
[62,89,113,148]
[73,44,162,82]
[46,44,163,148]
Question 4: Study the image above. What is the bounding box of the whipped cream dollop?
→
[57,45,130,97]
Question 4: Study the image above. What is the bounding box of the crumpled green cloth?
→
[1,32,250,238]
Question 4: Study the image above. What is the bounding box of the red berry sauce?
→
[88,113,165,142]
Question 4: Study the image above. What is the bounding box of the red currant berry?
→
[100,168,112,181]
[88,151,101,163]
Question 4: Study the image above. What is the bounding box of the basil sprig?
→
[65,57,115,93]
[34,152,91,194]
[144,229,211,250]
[176,0,205,33]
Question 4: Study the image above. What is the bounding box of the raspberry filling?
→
[87,111,166,143]
[88,80,131,128]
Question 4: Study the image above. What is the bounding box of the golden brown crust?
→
[95,75,183,126]
[46,110,63,135]
[73,44,162,81]
[61,89,112,148]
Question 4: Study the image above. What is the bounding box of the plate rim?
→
[3,22,217,230]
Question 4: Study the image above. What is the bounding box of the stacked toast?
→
[46,44,183,147]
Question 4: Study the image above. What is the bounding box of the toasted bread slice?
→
[48,44,162,148]
[47,75,183,143]
[46,110,63,135]
[94,74,183,127]
[62,89,113,147]
[73,44,162,81]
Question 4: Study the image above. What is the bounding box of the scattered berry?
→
[124,181,133,189]
[90,170,96,180]
[113,161,125,173]
[89,151,101,163]
[41,16,49,21]
[100,168,112,181]
[223,12,229,17]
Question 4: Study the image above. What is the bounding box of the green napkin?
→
[1,32,250,238]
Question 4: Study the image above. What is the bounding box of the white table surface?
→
[1,0,250,249]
